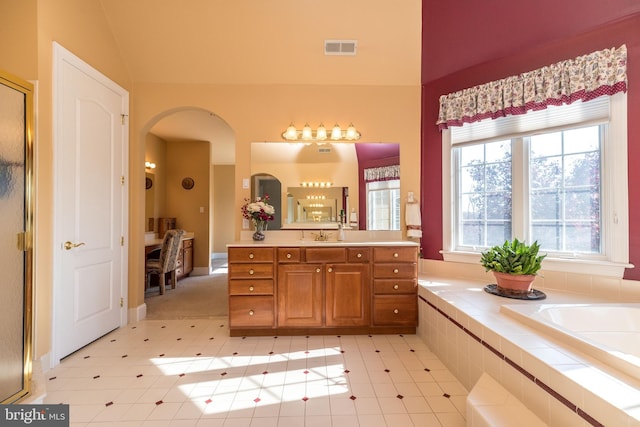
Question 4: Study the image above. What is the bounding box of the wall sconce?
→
[145,161,156,170]
[283,122,360,142]
[301,182,332,188]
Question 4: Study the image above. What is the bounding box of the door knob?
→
[64,241,86,250]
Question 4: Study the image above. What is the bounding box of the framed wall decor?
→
[181,177,195,190]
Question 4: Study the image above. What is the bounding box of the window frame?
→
[366,179,401,231]
[441,92,630,278]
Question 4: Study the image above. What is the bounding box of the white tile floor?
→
[44,318,467,426]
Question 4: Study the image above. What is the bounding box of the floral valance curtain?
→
[436,45,627,130]
[364,165,400,183]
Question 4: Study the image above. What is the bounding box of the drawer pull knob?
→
[357,253,362,258]
[393,284,399,290]
[249,286,254,292]
[393,268,399,274]
[286,253,292,259]
[393,308,399,314]
[316,268,321,273]
[249,310,255,316]
[327,267,333,273]
[393,252,399,258]
[249,253,254,259]
[249,269,254,275]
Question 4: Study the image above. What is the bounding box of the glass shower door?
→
[0,70,34,403]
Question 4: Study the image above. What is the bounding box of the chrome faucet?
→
[313,230,331,241]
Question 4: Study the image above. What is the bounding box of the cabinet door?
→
[277,264,323,327]
[325,263,370,327]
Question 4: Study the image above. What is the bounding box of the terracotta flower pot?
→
[493,271,536,297]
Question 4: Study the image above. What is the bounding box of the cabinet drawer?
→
[229,263,273,278]
[373,295,418,326]
[278,247,302,263]
[373,263,417,278]
[229,296,274,327]
[229,279,274,295]
[305,247,346,263]
[373,279,417,294]
[229,247,274,263]
[373,247,417,263]
[347,247,370,263]
[182,239,193,249]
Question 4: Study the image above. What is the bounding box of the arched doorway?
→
[142,107,235,305]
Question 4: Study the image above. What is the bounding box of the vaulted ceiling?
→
[99,0,422,86]
[98,0,640,163]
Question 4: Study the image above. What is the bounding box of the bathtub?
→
[500,303,640,381]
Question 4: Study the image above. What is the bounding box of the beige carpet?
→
[144,266,228,320]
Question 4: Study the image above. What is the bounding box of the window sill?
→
[440,250,633,279]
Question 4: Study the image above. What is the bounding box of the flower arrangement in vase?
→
[480,238,546,297]
[241,194,275,241]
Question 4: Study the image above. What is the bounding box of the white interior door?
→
[52,43,129,363]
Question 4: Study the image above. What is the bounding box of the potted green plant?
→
[480,238,546,296]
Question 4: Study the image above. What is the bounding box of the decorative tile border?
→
[418,295,604,427]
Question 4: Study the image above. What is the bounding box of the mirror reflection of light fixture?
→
[300,182,332,188]
[145,161,156,169]
[282,122,360,142]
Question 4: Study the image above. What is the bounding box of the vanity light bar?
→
[283,122,360,142]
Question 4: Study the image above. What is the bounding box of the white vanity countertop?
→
[229,229,419,247]
[228,240,419,247]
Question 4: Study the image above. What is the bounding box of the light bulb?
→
[331,123,342,140]
[302,123,313,140]
[284,123,298,140]
[316,123,327,140]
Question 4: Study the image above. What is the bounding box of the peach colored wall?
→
[212,165,236,254]
[0,0,37,80]
[165,140,211,269]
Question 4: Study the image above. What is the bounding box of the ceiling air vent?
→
[324,40,358,56]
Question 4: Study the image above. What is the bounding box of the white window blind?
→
[451,96,610,145]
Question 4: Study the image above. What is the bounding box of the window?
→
[367,179,400,230]
[455,125,602,254]
[442,93,629,278]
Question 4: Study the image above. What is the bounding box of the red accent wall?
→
[421,13,640,280]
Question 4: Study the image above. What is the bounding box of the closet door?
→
[0,70,34,403]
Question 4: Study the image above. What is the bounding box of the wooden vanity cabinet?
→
[278,247,371,329]
[324,248,370,327]
[228,247,275,329]
[228,244,417,336]
[277,247,323,327]
[176,238,193,280]
[372,247,418,327]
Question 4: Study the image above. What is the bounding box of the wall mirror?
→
[251,142,399,230]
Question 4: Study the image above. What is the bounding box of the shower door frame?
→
[0,69,34,404]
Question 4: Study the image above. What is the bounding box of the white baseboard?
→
[128,303,147,322]
[211,252,227,259]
